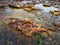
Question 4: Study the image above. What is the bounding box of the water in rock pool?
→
[0,4,60,45]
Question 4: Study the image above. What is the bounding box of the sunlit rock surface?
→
[34,4,59,12]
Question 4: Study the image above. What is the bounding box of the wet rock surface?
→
[0,3,60,45]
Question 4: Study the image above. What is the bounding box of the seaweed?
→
[33,33,42,45]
